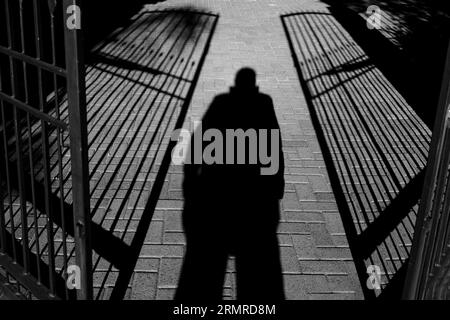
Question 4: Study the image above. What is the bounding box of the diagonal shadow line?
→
[299,11,404,192]
[0,11,185,210]
[33,10,186,194]
[357,169,425,260]
[87,9,211,237]
[0,5,219,299]
[281,13,376,300]
[87,52,164,75]
[86,11,193,177]
[281,11,428,299]
[305,9,410,276]
[35,9,219,190]
[101,14,217,299]
[309,11,431,273]
[323,4,436,128]
[293,12,399,232]
[313,11,428,174]
[298,9,428,199]
[85,10,183,114]
[86,64,186,100]
[283,11,431,146]
[0,10,218,300]
[377,257,409,300]
[88,52,194,83]
[89,12,217,299]
[92,12,206,257]
[108,13,219,301]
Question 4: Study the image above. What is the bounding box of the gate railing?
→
[0,0,91,299]
[403,39,450,299]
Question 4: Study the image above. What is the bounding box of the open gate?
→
[0,0,91,299]
[403,39,450,299]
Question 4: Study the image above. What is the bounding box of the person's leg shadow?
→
[234,200,285,300]
[176,197,284,301]
[175,197,229,301]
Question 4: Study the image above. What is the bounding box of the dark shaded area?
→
[322,0,450,128]
[176,68,285,301]
[82,0,165,51]
[281,11,430,300]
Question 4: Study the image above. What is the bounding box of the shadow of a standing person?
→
[175,68,285,301]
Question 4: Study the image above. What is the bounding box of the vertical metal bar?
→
[427,128,450,265]
[15,0,31,275]
[49,8,69,300]
[0,111,6,254]
[62,0,92,300]
[13,98,30,273]
[0,103,16,260]
[26,110,42,283]
[4,0,30,271]
[32,0,56,296]
[403,39,450,299]
[0,0,9,255]
[23,0,42,285]
[2,0,18,264]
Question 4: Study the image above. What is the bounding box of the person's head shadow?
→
[232,67,258,92]
[175,68,286,301]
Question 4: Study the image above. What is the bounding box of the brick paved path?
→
[85,0,401,300]
[93,0,364,300]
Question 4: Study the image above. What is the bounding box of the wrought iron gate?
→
[403,39,450,299]
[0,0,91,299]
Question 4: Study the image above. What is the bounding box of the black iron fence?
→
[0,0,91,299]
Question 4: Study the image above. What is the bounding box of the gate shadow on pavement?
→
[281,11,431,299]
[81,7,219,300]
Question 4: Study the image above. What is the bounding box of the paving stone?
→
[283,274,329,299]
[158,258,183,287]
[163,231,186,244]
[131,272,158,300]
[141,244,184,258]
[135,258,160,273]
[280,246,302,273]
[292,234,317,259]
[278,221,311,234]
[156,288,176,300]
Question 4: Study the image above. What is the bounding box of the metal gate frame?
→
[0,0,91,300]
[63,0,92,300]
[403,39,450,299]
